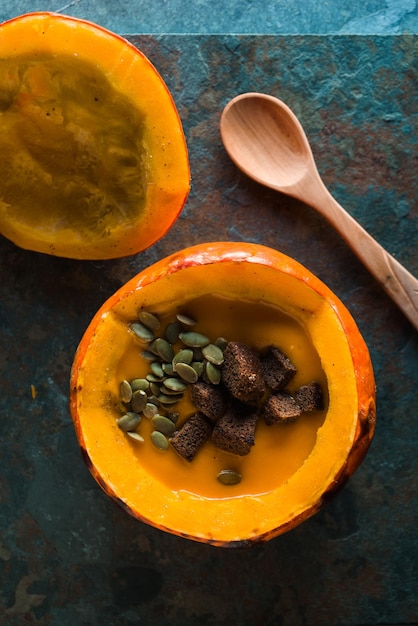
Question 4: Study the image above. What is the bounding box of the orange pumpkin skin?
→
[0,13,189,259]
[70,242,376,546]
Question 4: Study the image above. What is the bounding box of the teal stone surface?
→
[0,27,417,626]
[1,0,418,34]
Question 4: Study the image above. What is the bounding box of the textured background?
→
[1,0,418,33]
[0,4,417,626]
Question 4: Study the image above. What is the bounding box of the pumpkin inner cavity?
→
[0,53,147,238]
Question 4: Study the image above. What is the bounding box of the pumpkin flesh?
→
[0,13,190,259]
[70,243,376,546]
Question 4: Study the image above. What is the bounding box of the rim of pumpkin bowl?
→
[0,12,190,259]
[69,242,376,547]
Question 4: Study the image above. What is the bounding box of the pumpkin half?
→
[0,12,189,259]
[70,242,376,546]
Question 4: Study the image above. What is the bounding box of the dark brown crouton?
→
[212,409,258,456]
[262,392,301,425]
[221,341,265,405]
[190,381,227,422]
[260,345,297,391]
[295,382,324,412]
[170,413,212,462]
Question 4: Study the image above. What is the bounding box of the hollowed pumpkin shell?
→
[0,12,189,259]
[70,242,376,546]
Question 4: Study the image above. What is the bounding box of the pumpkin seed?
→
[149,382,161,396]
[154,337,174,362]
[147,339,162,356]
[179,331,210,348]
[172,348,193,368]
[151,430,169,451]
[131,322,155,343]
[217,469,242,485]
[146,373,165,383]
[147,395,161,406]
[120,379,133,403]
[202,343,224,365]
[205,361,221,384]
[131,389,147,413]
[126,431,144,443]
[176,313,197,326]
[160,385,184,396]
[140,350,158,361]
[163,377,188,392]
[130,378,150,392]
[175,362,198,383]
[117,412,141,432]
[150,362,165,378]
[162,362,175,376]
[167,411,179,424]
[137,310,160,331]
[116,401,128,414]
[158,392,183,405]
[164,320,181,344]
[191,361,204,378]
[215,337,228,351]
[152,414,176,436]
[143,402,158,418]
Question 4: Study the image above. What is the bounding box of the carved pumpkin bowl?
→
[70,242,376,546]
[0,12,189,259]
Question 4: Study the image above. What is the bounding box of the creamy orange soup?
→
[114,294,328,499]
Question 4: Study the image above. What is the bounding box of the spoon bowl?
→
[221,93,309,189]
[220,92,418,331]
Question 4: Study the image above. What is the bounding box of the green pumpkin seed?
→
[131,389,147,413]
[202,343,224,365]
[172,348,193,368]
[140,350,158,361]
[120,379,133,403]
[179,331,210,348]
[164,320,181,344]
[146,373,165,383]
[116,401,128,414]
[164,377,188,392]
[151,430,169,451]
[160,386,184,397]
[217,469,242,485]
[162,362,175,376]
[205,361,221,384]
[214,337,228,351]
[126,431,144,443]
[147,395,161,406]
[150,362,165,378]
[175,362,198,383]
[117,412,141,432]
[147,339,162,356]
[191,361,204,378]
[176,313,197,326]
[158,393,183,405]
[137,310,160,331]
[154,337,174,362]
[152,414,176,436]
[149,382,161,396]
[130,378,150,392]
[143,402,158,418]
[167,411,179,424]
[131,322,155,343]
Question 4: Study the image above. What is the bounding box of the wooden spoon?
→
[220,92,418,331]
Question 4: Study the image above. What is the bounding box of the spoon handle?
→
[306,180,418,331]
